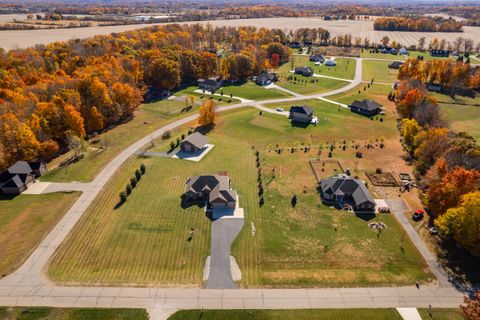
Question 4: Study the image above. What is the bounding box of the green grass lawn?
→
[49,107,431,287]
[0,307,148,320]
[0,192,79,276]
[328,84,393,106]
[290,56,356,80]
[168,309,404,320]
[217,82,292,100]
[363,60,399,84]
[174,86,241,105]
[418,308,464,320]
[439,103,480,140]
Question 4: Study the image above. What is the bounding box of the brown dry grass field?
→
[0,192,79,276]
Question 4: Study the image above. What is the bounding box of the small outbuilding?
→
[310,54,325,63]
[349,99,382,117]
[289,105,314,124]
[399,47,408,55]
[180,132,209,153]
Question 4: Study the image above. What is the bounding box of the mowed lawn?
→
[329,83,394,107]
[417,309,464,320]
[291,55,357,80]
[49,107,431,287]
[0,307,148,320]
[363,60,399,84]
[0,192,79,276]
[48,119,258,285]
[439,103,480,140]
[168,309,404,320]
[274,56,351,95]
[219,82,292,100]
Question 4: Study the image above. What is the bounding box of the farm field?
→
[49,107,431,287]
[2,17,480,51]
[42,98,204,183]
[0,192,79,276]
[0,307,149,320]
[168,309,404,320]
[362,60,399,84]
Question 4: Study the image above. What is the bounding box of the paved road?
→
[385,199,451,288]
[205,218,244,289]
[0,57,467,315]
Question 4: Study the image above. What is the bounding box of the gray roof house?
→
[294,66,314,77]
[255,72,277,86]
[310,54,325,63]
[319,176,376,211]
[184,175,237,209]
[0,161,46,195]
[388,61,404,69]
[198,77,222,93]
[349,99,382,117]
[289,105,313,124]
[180,132,209,152]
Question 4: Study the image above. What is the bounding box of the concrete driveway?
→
[205,217,244,289]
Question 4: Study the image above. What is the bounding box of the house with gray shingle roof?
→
[0,161,46,195]
[319,176,376,211]
[184,175,237,209]
[180,132,209,153]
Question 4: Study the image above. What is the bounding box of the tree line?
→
[374,17,463,33]
[395,79,480,257]
[0,24,291,171]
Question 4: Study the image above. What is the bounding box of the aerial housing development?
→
[0,1,479,320]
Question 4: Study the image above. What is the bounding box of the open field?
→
[439,102,480,141]
[218,82,292,100]
[168,309,404,320]
[2,17,480,51]
[49,107,431,287]
[0,307,148,320]
[328,83,394,106]
[0,192,79,276]
[291,55,357,80]
[276,76,347,95]
[363,60,399,83]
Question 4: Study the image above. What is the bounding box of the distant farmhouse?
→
[324,59,336,67]
[294,66,314,77]
[427,83,443,92]
[198,76,222,93]
[310,54,325,63]
[319,175,376,212]
[430,50,450,57]
[255,72,277,86]
[388,61,404,69]
[184,175,237,209]
[180,132,209,153]
[0,161,46,195]
[289,105,314,124]
[399,47,408,55]
[289,41,302,48]
[349,99,382,117]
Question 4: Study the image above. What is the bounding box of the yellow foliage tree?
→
[401,118,421,151]
[435,192,480,257]
[198,100,216,126]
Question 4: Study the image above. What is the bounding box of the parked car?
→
[378,207,390,213]
[412,209,425,221]
[275,107,284,112]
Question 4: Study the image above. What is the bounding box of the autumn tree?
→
[198,99,216,125]
[414,128,450,175]
[435,192,480,256]
[199,52,218,79]
[265,42,290,64]
[145,57,180,90]
[428,167,480,217]
[401,118,421,152]
[461,292,480,320]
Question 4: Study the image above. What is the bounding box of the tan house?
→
[180,132,209,153]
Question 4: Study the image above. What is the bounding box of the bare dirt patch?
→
[366,171,400,187]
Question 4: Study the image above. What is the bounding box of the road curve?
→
[0,58,465,312]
